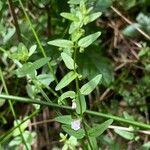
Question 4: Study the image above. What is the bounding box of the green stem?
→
[0,109,39,144]
[73,45,82,116]
[18,0,58,84]
[73,45,93,149]
[82,121,93,150]
[0,68,29,150]
[0,94,150,129]
[0,47,7,53]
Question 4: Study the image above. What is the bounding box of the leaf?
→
[29,45,37,57]
[88,119,113,137]
[54,115,73,125]
[55,71,77,91]
[122,23,141,37]
[15,62,35,78]
[68,0,81,4]
[60,13,79,22]
[15,58,50,78]
[94,0,112,12]
[77,48,114,85]
[0,99,5,107]
[71,29,84,42]
[32,57,50,70]
[88,137,98,150]
[10,43,29,62]
[37,74,54,87]
[80,74,102,95]
[48,39,74,48]
[58,91,76,104]
[3,27,16,44]
[88,12,102,23]
[76,93,86,114]
[62,125,85,139]
[13,117,30,137]
[78,32,101,48]
[114,129,134,140]
[61,52,77,70]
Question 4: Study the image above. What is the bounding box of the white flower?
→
[71,119,81,131]
[71,101,76,109]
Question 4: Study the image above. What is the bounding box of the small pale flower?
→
[71,119,81,131]
[71,101,76,109]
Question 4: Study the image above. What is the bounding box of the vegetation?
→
[0,0,150,149]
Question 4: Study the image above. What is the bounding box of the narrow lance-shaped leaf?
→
[55,71,77,91]
[76,93,86,115]
[61,52,77,70]
[88,12,102,23]
[80,74,102,95]
[88,119,113,137]
[48,39,74,48]
[60,12,79,21]
[78,32,101,48]
[114,129,134,140]
[54,115,73,125]
[58,91,76,104]
[68,0,81,5]
[32,57,50,70]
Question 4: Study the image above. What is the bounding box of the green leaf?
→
[114,129,134,140]
[76,93,86,114]
[80,74,102,95]
[61,13,79,21]
[48,39,74,48]
[68,0,81,4]
[88,119,113,137]
[87,12,102,24]
[32,57,50,70]
[78,32,101,48]
[122,23,141,37]
[29,45,37,57]
[3,27,16,44]
[0,99,5,107]
[94,0,112,12]
[13,117,30,137]
[61,52,77,70]
[15,62,35,78]
[71,29,84,42]
[54,115,73,125]
[15,58,50,78]
[55,71,77,91]
[10,43,29,62]
[58,91,76,104]
[88,137,98,150]
[37,74,54,87]
[77,49,114,85]
[62,125,85,139]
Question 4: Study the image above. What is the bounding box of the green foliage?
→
[80,74,102,95]
[55,71,78,91]
[0,0,150,149]
[88,119,113,137]
[114,129,134,140]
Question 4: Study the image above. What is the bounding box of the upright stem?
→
[73,45,93,149]
[18,0,58,84]
[7,0,22,41]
